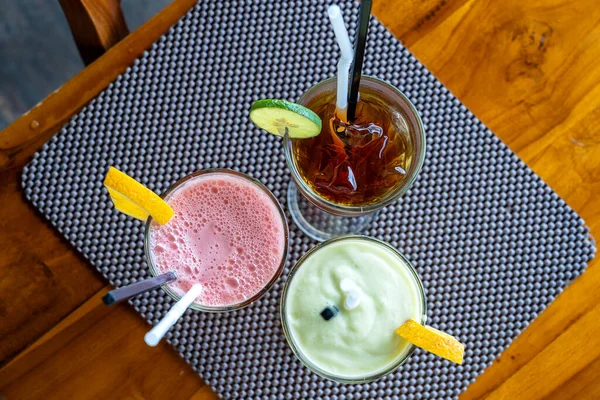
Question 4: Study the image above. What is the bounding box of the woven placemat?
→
[22,1,595,398]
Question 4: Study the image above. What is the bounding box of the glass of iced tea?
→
[283,76,426,241]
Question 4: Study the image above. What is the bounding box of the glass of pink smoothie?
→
[144,169,289,312]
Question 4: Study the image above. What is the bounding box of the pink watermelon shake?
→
[145,170,288,311]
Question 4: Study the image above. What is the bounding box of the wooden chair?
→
[59,0,129,65]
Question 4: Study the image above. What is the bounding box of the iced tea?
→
[293,79,414,207]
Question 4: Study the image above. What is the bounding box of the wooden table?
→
[1,0,599,398]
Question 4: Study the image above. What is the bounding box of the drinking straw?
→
[144,284,203,347]
[340,278,362,310]
[328,5,353,123]
[347,0,373,121]
[102,272,177,306]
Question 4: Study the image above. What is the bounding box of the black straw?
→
[347,0,372,122]
[102,272,177,305]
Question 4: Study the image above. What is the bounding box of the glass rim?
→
[280,235,428,384]
[283,76,427,216]
[144,168,289,312]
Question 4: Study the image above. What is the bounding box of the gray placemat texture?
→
[21,1,595,398]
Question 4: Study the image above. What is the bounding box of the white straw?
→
[144,284,203,347]
[328,5,353,122]
[340,278,362,310]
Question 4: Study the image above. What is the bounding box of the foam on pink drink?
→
[148,172,286,307]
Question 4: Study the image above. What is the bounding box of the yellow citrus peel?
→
[396,319,464,364]
[103,166,174,224]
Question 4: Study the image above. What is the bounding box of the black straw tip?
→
[102,293,116,306]
[320,305,340,321]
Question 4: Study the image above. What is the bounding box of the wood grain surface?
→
[59,0,129,65]
[1,0,599,398]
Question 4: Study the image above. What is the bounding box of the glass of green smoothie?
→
[280,235,427,383]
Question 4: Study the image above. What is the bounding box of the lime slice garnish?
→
[250,99,322,139]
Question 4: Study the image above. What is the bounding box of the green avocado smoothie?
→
[281,236,426,382]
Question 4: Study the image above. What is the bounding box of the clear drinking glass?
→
[280,235,427,383]
[144,169,289,312]
[284,76,426,241]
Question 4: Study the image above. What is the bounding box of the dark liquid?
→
[293,91,413,206]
